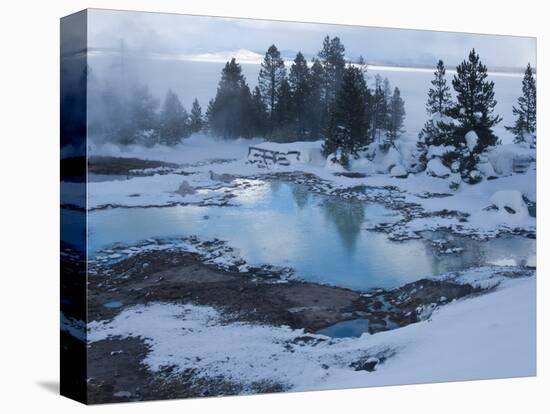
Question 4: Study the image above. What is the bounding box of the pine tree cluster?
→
[89,37,536,173]
[206,37,407,167]
[416,49,536,183]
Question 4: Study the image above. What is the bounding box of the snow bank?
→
[87,172,245,209]
[488,144,535,176]
[390,164,408,178]
[88,274,535,391]
[90,134,264,165]
[362,145,403,174]
[477,155,497,178]
[490,190,528,216]
[426,158,451,178]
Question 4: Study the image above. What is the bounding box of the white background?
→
[0,0,547,412]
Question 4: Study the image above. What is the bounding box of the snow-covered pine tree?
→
[387,87,406,145]
[452,49,502,151]
[506,63,536,146]
[258,45,286,135]
[427,60,453,116]
[323,65,368,167]
[416,60,455,170]
[159,89,188,146]
[451,49,502,182]
[288,52,311,139]
[189,98,203,134]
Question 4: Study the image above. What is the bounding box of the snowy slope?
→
[89,273,535,391]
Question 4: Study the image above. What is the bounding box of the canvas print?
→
[60,9,536,404]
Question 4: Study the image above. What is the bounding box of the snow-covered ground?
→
[88,269,535,391]
[90,134,263,165]
[79,131,537,393]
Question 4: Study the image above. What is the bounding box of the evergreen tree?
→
[237,83,256,138]
[249,86,269,136]
[363,87,373,143]
[306,58,326,138]
[382,78,392,113]
[205,98,215,133]
[381,77,392,139]
[427,60,453,115]
[369,75,388,143]
[318,36,346,125]
[387,87,406,144]
[159,90,188,146]
[273,78,293,140]
[451,48,502,152]
[258,45,286,134]
[288,52,311,138]
[506,63,536,145]
[207,58,254,138]
[323,66,368,166]
[450,49,502,182]
[416,60,456,170]
[188,98,203,134]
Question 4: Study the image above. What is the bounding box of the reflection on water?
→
[83,180,535,291]
[291,184,310,210]
[321,198,365,251]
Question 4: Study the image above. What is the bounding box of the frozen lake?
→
[84,180,535,291]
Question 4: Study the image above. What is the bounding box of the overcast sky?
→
[87,8,536,70]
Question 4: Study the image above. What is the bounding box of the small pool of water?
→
[317,319,372,338]
[103,301,124,309]
[82,180,535,291]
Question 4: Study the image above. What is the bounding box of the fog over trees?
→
[87,36,535,177]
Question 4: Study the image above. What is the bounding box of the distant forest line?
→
[85,35,536,181]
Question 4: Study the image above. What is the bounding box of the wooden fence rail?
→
[248,146,301,167]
